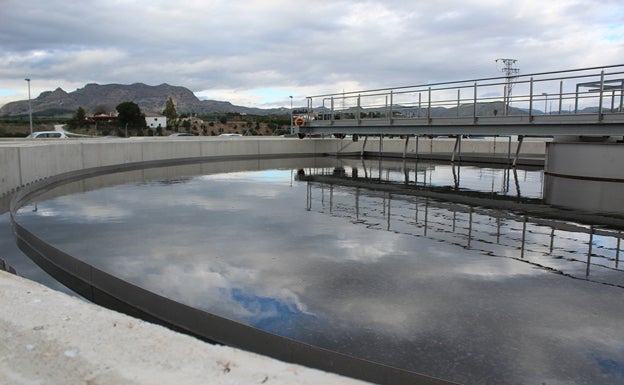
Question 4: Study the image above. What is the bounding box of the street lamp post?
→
[25,78,33,135]
[289,96,293,135]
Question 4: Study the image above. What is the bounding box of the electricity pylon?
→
[496,58,519,114]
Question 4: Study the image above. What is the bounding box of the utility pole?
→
[496,58,519,115]
[25,78,33,135]
[289,95,293,135]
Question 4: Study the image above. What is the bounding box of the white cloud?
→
[1,0,622,108]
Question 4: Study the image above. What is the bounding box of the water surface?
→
[5,157,624,385]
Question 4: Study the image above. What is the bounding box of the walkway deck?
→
[296,64,624,138]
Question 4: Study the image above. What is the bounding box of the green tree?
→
[116,101,145,130]
[162,97,178,122]
[92,105,110,115]
[68,107,88,129]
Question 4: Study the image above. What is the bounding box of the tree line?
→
[64,97,291,137]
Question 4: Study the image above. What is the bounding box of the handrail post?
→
[418,92,422,118]
[330,96,335,125]
[503,84,508,116]
[457,89,461,117]
[385,95,389,122]
[598,70,605,121]
[357,94,361,125]
[528,77,534,122]
[558,80,563,115]
[389,90,394,124]
[427,87,432,123]
[620,80,624,112]
[473,82,477,123]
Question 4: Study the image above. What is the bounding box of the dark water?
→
[3,157,624,385]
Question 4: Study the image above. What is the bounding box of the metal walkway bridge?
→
[294,64,624,138]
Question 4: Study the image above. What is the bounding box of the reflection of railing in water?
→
[300,168,624,288]
[333,157,539,199]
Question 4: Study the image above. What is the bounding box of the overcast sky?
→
[1,0,623,109]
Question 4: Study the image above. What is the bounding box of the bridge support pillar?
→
[451,136,462,163]
[360,136,368,158]
[513,135,524,168]
[403,136,409,159]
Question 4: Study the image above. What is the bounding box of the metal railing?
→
[302,64,624,126]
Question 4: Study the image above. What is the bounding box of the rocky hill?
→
[1,81,544,119]
[0,83,288,117]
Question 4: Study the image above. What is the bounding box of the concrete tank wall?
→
[0,137,545,198]
[544,141,624,214]
[545,142,624,180]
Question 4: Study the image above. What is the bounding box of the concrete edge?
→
[0,270,371,385]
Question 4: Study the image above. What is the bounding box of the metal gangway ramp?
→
[294,64,624,138]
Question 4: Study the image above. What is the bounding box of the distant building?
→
[88,113,118,123]
[145,115,167,129]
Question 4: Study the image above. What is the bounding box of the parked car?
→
[26,131,68,138]
[218,133,242,137]
[169,133,195,137]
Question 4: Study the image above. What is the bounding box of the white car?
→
[26,131,68,139]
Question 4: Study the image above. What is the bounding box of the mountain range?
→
[2,82,559,120]
[0,83,288,117]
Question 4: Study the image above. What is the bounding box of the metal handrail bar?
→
[307,64,624,99]
[312,66,624,118]
[310,68,624,111]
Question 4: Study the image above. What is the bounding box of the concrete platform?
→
[0,270,370,385]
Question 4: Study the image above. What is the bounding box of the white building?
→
[145,115,167,129]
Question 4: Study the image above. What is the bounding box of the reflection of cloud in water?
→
[14,166,624,385]
[55,197,129,222]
